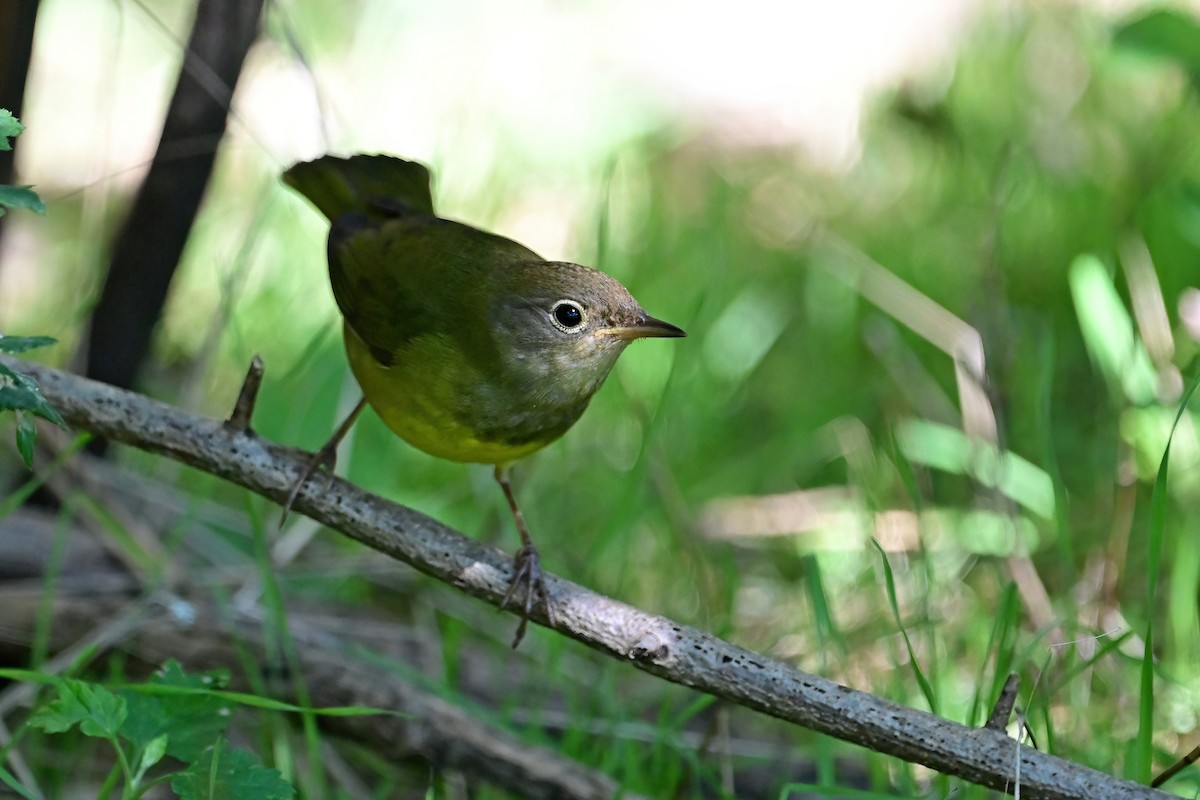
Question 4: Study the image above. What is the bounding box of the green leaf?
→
[120,660,233,763]
[0,335,57,354]
[1134,368,1200,782]
[15,412,34,468]
[871,539,938,715]
[29,679,127,740]
[138,734,169,774]
[895,419,1055,520]
[1068,254,1157,405]
[0,110,23,151]
[0,185,45,215]
[0,355,57,465]
[0,113,44,216]
[170,738,295,800]
[1115,9,1200,77]
[0,376,44,412]
[0,362,67,427]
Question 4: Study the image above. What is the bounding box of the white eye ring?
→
[550,300,587,333]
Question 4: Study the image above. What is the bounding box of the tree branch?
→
[1,355,1174,800]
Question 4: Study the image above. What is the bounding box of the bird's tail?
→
[282,154,434,221]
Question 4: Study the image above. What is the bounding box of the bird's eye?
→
[551,300,586,332]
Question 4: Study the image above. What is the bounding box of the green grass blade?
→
[1135,366,1200,782]
[0,763,39,800]
[969,582,1019,727]
[870,539,937,714]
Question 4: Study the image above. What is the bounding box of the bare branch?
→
[225,353,263,433]
[985,673,1020,732]
[2,355,1174,800]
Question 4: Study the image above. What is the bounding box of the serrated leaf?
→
[29,679,127,740]
[26,704,80,735]
[0,185,45,214]
[170,738,295,800]
[77,686,126,739]
[0,335,57,355]
[1114,9,1200,77]
[120,660,233,763]
[0,110,23,151]
[15,412,34,468]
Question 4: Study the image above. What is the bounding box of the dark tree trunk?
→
[84,0,265,435]
[0,0,41,242]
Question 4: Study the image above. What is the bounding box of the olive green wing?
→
[285,152,542,367]
[329,215,542,368]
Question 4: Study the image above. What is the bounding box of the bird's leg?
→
[280,398,367,523]
[494,464,556,647]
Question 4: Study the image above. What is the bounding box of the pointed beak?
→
[602,314,687,341]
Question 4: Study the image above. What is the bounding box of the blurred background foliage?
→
[3,0,1200,797]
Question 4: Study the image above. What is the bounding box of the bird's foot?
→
[501,543,556,648]
[280,441,339,524]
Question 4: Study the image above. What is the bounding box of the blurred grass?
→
[5,0,1200,797]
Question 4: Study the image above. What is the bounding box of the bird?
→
[282,154,685,646]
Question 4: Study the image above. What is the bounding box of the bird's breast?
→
[343,323,593,464]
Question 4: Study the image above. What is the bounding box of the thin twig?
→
[2,355,1175,800]
[986,673,1020,732]
[224,353,264,433]
[1152,746,1200,789]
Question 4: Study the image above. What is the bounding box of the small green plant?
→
[0,335,66,467]
[0,110,64,467]
[17,661,296,800]
[0,109,45,217]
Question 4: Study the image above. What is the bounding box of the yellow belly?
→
[343,323,549,465]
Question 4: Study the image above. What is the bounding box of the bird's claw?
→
[501,543,556,648]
